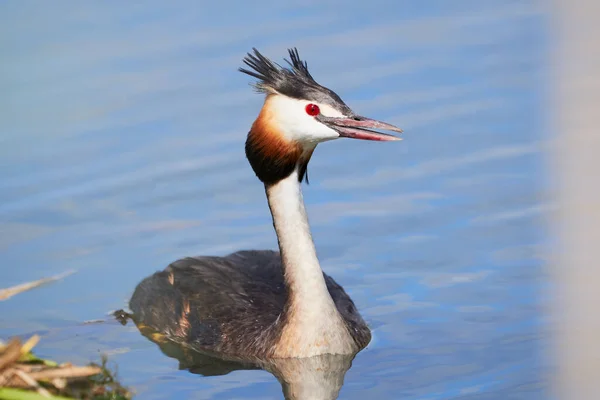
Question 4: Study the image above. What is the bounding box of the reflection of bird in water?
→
[128,48,402,359]
[115,310,355,400]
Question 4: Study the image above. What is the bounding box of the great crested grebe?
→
[129,48,402,359]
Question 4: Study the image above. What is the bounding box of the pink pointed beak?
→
[319,115,403,141]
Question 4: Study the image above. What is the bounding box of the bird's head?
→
[239,48,402,185]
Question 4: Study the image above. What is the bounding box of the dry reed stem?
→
[0,270,76,301]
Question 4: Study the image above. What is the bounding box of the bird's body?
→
[129,48,402,359]
[130,249,371,359]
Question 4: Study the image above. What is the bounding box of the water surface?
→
[1,1,548,398]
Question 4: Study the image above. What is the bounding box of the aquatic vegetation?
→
[0,335,131,400]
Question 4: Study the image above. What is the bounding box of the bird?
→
[128,47,402,360]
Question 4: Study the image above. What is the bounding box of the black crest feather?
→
[239,47,351,113]
[239,48,317,95]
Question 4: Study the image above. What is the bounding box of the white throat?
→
[266,167,356,357]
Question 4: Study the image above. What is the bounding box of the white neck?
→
[266,167,356,357]
[266,354,353,400]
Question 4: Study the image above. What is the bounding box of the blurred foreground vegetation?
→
[0,335,131,400]
[0,275,132,400]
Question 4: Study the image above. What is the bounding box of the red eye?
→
[305,103,320,116]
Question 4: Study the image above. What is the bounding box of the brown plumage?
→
[245,95,313,185]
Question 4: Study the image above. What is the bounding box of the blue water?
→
[1,1,548,398]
